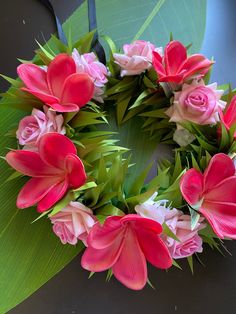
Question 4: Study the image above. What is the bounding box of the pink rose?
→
[164,213,205,259]
[72,49,108,102]
[50,201,96,246]
[113,40,162,76]
[166,80,226,125]
[135,194,205,259]
[16,106,65,150]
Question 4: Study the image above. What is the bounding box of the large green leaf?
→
[0,0,206,312]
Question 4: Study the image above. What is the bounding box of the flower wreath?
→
[2,29,236,291]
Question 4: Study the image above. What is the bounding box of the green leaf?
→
[162,222,180,242]
[188,206,200,231]
[49,191,75,217]
[187,255,194,274]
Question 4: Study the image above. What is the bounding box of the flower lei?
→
[2,31,236,291]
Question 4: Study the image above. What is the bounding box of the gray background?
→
[0,0,236,313]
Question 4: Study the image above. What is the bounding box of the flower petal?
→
[17,64,50,94]
[47,54,76,98]
[180,169,204,205]
[165,41,186,75]
[64,154,87,189]
[6,150,58,177]
[37,180,69,213]
[87,216,123,249]
[200,201,236,239]
[158,73,184,83]
[112,227,147,290]
[203,153,235,191]
[179,54,213,80]
[39,133,77,169]
[152,51,165,76]
[121,214,163,234]
[136,229,172,269]
[81,236,124,272]
[205,176,236,203]
[61,73,94,108]
[21,88,58,105]
[17,177,59,208]
[49,102,79,112]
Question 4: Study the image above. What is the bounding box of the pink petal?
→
[180,55,213,80]
[21,87,58,105]
[81,236,124,272]
[64,154,87,189]
[203,153,235,191]
[49,102,79,112]
[223,95,236,128]
[61,73,94,108]
[205,176,236,203]
[180,169,204,205]
[17,176,59,208]
[121,214,163,234]
[136,229,172,269]
[6,150,58,177]
[200,201,236,239]
[17,64,50,94]
[87,216,123,249]
[165,41,186,75]
[112,227,147,290]
[37,180,68,212]
[47,54,76,98]
[39,133,77,169]
[158,73,184,83]
[152,51,165,76]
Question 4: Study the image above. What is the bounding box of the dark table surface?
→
[1,0,236,313]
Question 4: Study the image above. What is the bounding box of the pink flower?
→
[152,40,213,84]
[180,153,236,239]
[17,54,94,112]
[166,80,226,125]
[163,213,204,259]
[220,95,236,138]
[135,195,204,259]
[50,201,96,245]
[6,133,87,213]
[81,214,172,290]
[72,49,108,102]
[16,106,65,150]
[113,40,162,76]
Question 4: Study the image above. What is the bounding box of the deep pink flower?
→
[17,54,94,112]
[16,106,65,150]
[152,40,213,84]
[180,153,236,239]
[220,95,236,138]
[6,133,86,213]
[50,201,96,245]
[81,214,172,290]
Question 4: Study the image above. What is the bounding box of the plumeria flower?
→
[6,133,87,212]
[152,40,213,84]
[180,153,236,239]
[81,214,172,290]
[17,54,94,112]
